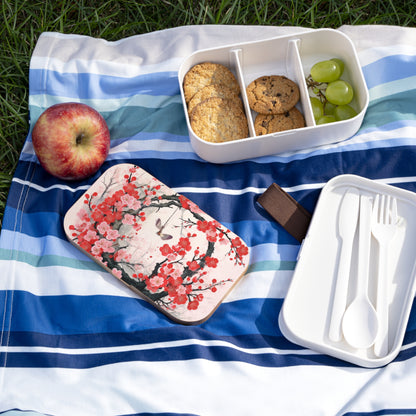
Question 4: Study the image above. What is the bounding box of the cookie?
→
[190,97,248,143]
[246,75,300,114]
[183,62,240,103]
[188,84,243,115]
[254,107,305,135]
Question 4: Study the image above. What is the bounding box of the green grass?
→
[1,0,414,229]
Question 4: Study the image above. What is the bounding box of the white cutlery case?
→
[279,174,416,367]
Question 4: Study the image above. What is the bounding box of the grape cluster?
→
[306,59,357,125]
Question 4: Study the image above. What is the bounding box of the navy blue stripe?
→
[7,144,416,242]
[15,144,416,197]
[3,343,351,369]
[3,290,416,369]
[14,145,416,197]
[7,177,265,221]
[0,412,194,416]
[4,338,416,371]
[2,291,282,338]
[6,173,303,227]
[1,208,67,240]
[393,343,416,364]
[120,413,199,416]
[9,147,416,216]
[1,206,299,246]
[4,333,416,371]
[3,289,415,351]
[7,330,299,351]
[0,411,53,416]
[344,409,416,416]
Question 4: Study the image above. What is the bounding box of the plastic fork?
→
[371,194,398,357]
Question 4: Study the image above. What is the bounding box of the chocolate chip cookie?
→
[246,75,300,114]
[254,107,305,135]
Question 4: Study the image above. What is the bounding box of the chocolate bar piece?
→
[258,183,311,242]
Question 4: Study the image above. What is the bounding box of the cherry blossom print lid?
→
[63,163,250,325]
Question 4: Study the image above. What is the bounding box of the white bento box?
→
[279,175,416,367]
[178,29,369,163]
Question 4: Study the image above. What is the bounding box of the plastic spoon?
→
[328,187,360,342]
[342,193,379,349]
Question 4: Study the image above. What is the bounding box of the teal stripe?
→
[0,248,295,274]
[28,101,189,140]
[103,102,188,139]
[246,260,296,273]
[361,89,416,130]
[0,248,100,271]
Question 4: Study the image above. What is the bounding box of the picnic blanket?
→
[1,24,416,415]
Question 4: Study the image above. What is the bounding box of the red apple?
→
[32,102,111,180]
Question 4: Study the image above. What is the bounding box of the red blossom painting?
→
[64,164,250,324]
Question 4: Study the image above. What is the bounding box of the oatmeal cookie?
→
[190,97,248,143]
[187,84,243,115]
[183,62,240,103]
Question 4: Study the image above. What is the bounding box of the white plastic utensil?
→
[328,188,360,342]
[342,194,379,349]
[372,194,398,357]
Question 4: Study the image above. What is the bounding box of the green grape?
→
[324,101,337,116]
[310,60,341,83]
[334,104,358,121]
[330,58,345,76]
[326,80,354,105]
[317,115,336,125]
[310,97,324,121]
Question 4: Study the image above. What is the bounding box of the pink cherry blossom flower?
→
[120,194,135,207]
[147,275,164,292]
[131,200,141,210]
[169,266,182,279]
[77,208,90,222]
[167,252,177,262]
[175,284,187,296]
[97,221,111,235]
[122,214,135,225]
[114,249,129,262]
[91,244,103,256]
[112,268,122,279]
[187,200,203,214]
[106,229,120,241]
[84,229,98,242]
[96,238,115,253]
[205,227,217,242]
[150,275,164,287]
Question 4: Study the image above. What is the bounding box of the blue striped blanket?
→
[1,25,416,415]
